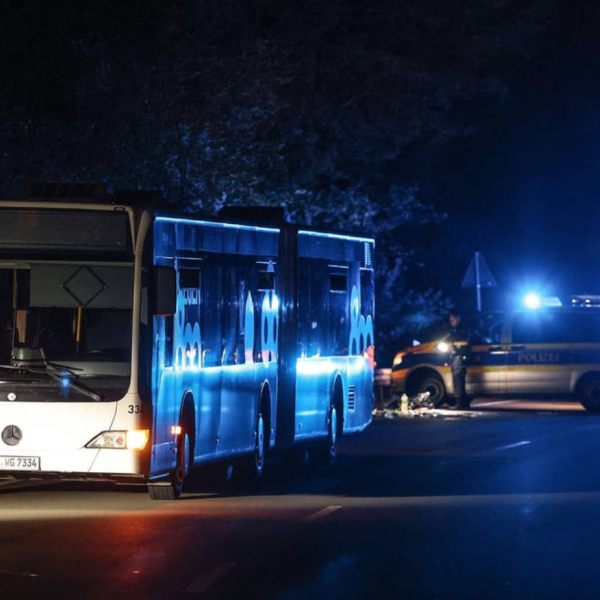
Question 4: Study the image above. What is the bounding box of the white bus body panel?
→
[0,394,145,475]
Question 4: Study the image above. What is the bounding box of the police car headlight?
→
[436,342,450,353]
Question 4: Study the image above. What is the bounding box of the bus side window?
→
[329,268,348,355]
[200,264,221,367]
[297,258,326,358]
[221,265,239,365]
[153,266,175,368]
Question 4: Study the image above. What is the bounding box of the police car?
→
[390,297,600,412]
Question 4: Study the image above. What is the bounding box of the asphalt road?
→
[1,399,600,600]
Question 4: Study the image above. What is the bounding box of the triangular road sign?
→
[461,252,496,288]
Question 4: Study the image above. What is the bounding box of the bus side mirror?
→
[153,266,177,316]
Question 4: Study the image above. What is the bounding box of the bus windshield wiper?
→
[0,364,103,401]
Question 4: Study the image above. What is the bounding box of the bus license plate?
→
[0,456,40,470]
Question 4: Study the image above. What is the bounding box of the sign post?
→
[461,252,496,311]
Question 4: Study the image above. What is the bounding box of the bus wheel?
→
[314,403,338,467]
[148,428,191,500]
[580,378,600,412]
[243,411,266,480]
[253,411,266,477]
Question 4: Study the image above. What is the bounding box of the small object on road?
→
[401,394,409,413]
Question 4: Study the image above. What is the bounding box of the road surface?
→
[1,398,599,599]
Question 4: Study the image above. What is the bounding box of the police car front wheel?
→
[410,375,446,408]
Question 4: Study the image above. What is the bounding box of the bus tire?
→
[239,411,266,481]
[148,420,194,500]
[251,410,266,478]
[580,377,600,412]
[240,389,270,481]
[314,401,340,467]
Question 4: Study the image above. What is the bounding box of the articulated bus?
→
[0,195,375,499]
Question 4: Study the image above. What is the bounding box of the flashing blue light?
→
[523,292,542,309]
[522,292,562,309]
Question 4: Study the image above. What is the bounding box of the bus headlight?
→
[86,430,149,450]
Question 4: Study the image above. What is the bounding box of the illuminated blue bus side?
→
[150,217,280,478]
[145,215,374,496]
[295,230,374,439]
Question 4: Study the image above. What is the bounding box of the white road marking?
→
[183,562,236,594]
[300,504,343,523]
[496,440,531,451]
[0,569,39,578]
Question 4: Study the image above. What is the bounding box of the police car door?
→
[504,310,572,395]
[465,313,505,396]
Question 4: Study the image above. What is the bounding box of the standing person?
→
[447,312,470,409]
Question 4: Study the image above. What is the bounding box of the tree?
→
[0,0,557,363]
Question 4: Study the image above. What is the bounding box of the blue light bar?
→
[522,293,562,309]
[523,292,542,309]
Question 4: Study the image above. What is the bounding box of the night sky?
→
[433,3,600,306]
[2,0,600,353]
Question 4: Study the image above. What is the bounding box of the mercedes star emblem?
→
[2,425,23,446]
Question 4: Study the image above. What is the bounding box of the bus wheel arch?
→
[578,373,600,412]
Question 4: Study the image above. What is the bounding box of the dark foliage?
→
[0,0,556,364]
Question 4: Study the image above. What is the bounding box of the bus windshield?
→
[0,263,134,401]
